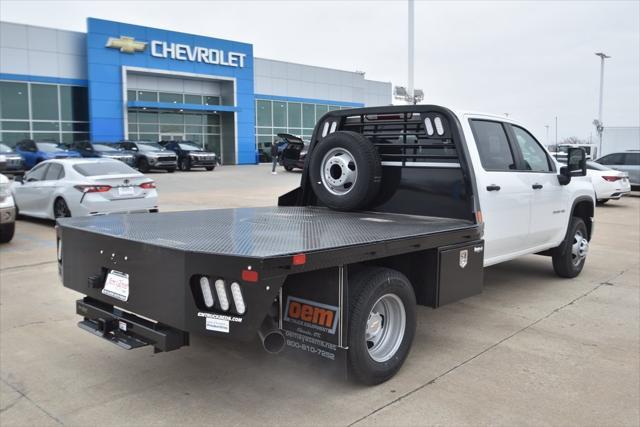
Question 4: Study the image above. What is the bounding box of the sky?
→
[1,0,638,144]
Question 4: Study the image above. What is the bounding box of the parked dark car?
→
[159,140,217,171]
[0,143,25,175]
[64,141,136,167]
[277,133,308,171]
[14,139,81,169]
[115,141,177,173]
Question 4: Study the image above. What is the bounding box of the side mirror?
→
[558,148,587,185]
[567,148,587,176]
[14,175,24,184]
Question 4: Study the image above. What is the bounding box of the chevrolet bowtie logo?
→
[105,36,147,54]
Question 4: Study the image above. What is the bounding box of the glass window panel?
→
[185,114,203,125]
[159,92,183,103]
[470,120,515,171]
[33,122,59,131]
[186,134,203,144]
[274,127,287,135]
[128,110,138,123]
[137,91,158,102]
[128,124,137,133]
[127,90,136,101]
[184,94,203,105]
[128,133,139,141]
[1,132,30,145]
[273,101,287,127]
[185,125,202,134]
[206,125,220,134]
[160,124,183,133]
[256,100,272,127]
[159,113,183,124]
[61,132,89,143]
[205,134,221,154]
[0,82,29,119]
[287,102,302,127]
[31,84,59,120]
[207,114,220,125]
[138,124,158,133]
[59,86,88,121]
[511,126,551,172]
[139,133,159,141]
[329,105,341,112]
[204,96,220,106]
[288,128,302,136]
[32,132,60,142]
[256,127,273,135]
[302,103,315,128]
[1,121,29,131]
[302,129,313,137]
[138,112,158,123]
[61,122,89,132]
[315,104,329,121]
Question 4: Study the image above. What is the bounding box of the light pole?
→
[555,116,558,152]
[545,125,550,147]
[408,0,415,104]
[594,52,610,154]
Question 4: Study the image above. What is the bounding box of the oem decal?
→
[284,296,339,335]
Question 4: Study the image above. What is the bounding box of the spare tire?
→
[309,131,382,211]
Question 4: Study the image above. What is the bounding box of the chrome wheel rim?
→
[320,148,358,196]
[366,294,406,363]
[571,230,589,266]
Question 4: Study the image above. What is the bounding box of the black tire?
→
[53,198,71,219]
[179,157,191,171]
[552,217,588,278]
[309,131,382,211]
[166,168,176,173]
[205,166,215,171]
[347,267,417,385]
[138,157,150,173]
[0,222,15,243]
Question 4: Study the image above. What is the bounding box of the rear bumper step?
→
[76,298,189,353]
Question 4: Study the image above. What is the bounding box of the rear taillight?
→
[602,176,622,182]
[74,185,111,193]
[140,181,156,189]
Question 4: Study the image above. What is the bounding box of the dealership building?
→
[0,18,391,164]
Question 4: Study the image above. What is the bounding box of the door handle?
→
[532,183,543,190]
[486,184,501,191]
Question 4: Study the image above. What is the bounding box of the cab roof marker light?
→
[215,279,229,311]
[230,282,245,315]
[292,253,306,266]
[242,270,259,282]
[200,276,214,308]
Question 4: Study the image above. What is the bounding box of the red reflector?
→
[242,270,259,282]
[602,176,621,182]
[292,253,306,265]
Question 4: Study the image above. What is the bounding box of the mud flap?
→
[280,266,348,377]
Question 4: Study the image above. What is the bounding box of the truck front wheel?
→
[552,217,589,278]
[348,267,416,385]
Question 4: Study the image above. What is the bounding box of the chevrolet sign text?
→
[151,41,246,68]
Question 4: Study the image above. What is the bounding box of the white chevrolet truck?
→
[58,105,594,385]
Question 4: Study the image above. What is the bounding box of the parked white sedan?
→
[587,161,631,204]
[12,158,158,219]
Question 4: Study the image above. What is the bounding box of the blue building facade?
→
[0,18,392,164]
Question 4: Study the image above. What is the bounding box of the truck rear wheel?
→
[309,131,381,211]
[552,217,589,278]
[348,267,416,385]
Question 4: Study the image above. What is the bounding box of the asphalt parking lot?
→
[1,164,639,426]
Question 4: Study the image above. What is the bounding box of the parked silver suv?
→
[596,150,640,188]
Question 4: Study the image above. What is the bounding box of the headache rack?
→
[331,110,460,167]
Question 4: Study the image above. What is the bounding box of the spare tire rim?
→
[366,293,406,363]
[320,148,358,196]
[571,229,588,266]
